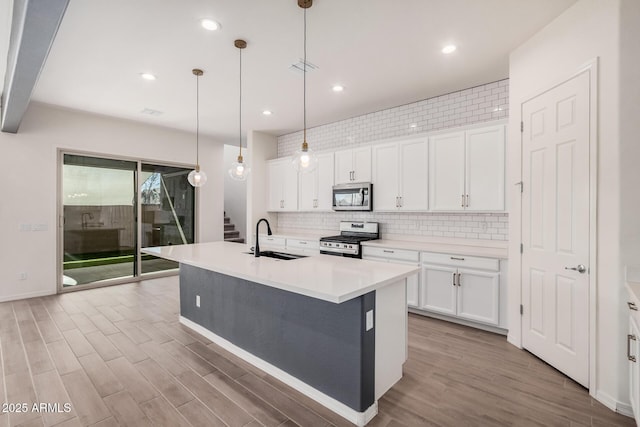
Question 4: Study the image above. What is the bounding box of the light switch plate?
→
[196,295,200,308]
[365,309,374,331]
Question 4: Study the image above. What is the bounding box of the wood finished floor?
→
[0,276,633,427]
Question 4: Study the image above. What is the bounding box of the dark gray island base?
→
[178,263,408,426]
[180,263,376,411]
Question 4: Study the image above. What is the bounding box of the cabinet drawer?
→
[362,246,419,263]
[287,238,319,250]
[420,251,499,271]
[259,235,286,247]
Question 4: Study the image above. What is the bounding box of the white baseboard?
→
[0,290,54,303]
[180,316,379,426]
[595,390,634,418]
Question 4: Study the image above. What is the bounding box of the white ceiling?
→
[27,0,576,145]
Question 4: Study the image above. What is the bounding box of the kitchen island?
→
[143,241,419,426]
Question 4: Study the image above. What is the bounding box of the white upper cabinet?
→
[267,158,299,212]
[298,152,334,211]
[429,125,505,211]
[372,139,428,211]
[334,146,372,184]
[428,132,466,211]
[465,125,505,211]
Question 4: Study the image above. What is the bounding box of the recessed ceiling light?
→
[442,45,457,54]
[332,85,344,92]
[140,73,157,81]
[262,110,272,116]
[201,19,221,31]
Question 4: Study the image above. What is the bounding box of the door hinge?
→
[520,243,523,254]
[520,121,524,132]
[520,304,524,315]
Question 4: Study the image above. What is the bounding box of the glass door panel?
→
[62,155,137,287]
[140,164,195,274]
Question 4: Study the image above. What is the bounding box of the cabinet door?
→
[316,152,334,210]
[429,132,465,211]
[334,149,353,184]
[420,264,457,316]
[282,163,299,211]
[465,125,505,210]
[456,268,500,325]
[372,142,399,211]
[630,317,640,423]
[399,139,428,210]
[267,160,284,211]
[352,146,372,182]
[393,260,420,308]
[298,167,316,211]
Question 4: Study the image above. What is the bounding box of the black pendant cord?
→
[196,73,200,166]
[303,6,307,145]
[239,46,242,158]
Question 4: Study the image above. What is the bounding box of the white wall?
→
[223,144,247,240]
[246,131,277,245]
[0,102,224,302]
[508,0,638,411]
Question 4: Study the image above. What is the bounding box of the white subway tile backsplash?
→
[276,79,509,240]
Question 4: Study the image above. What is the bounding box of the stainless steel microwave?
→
[332,182,373,211]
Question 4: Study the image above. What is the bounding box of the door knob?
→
[564,264,587,274]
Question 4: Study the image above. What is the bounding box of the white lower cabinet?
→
[628,304,640,424]
[362,246,420,308]
[420,252,500,326]
[286,238,320,255]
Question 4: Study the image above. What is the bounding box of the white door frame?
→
[511,58,598,396]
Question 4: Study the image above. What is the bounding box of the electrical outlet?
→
[19,224,31,232]
[196,295,200,308]
[18,273,27,281]
[481,222,488,232]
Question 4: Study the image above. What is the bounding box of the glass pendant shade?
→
[291,142,318,173]
[228,155,250,181]
[188,68,206,188]
[188,166,207,187]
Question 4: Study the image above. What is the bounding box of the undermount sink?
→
[243,250,308,261]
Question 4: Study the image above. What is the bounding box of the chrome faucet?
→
[254,218,272,257]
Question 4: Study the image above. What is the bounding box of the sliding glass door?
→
[61,153,195,289]
[140,163,195,274]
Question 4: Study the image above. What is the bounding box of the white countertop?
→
[361,238,508,259]
[143,241,419,304]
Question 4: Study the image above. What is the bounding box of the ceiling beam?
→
[1,0,69,133]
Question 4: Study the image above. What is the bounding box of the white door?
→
[420,264,457,316]
[465,125,505,211]
[352,146,372,182]
[399,139,429,211]
[334,149,353,184]
[316,152,334,210]
[521,71,590,387]
[372,142,399,211]
[457,269,500,326]
[428,132,465,211]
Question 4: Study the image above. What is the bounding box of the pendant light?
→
[291,0,318,173]
[228,39,251,181]
[187,68,208,187]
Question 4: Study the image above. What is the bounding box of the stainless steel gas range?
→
[319,221,379,258]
